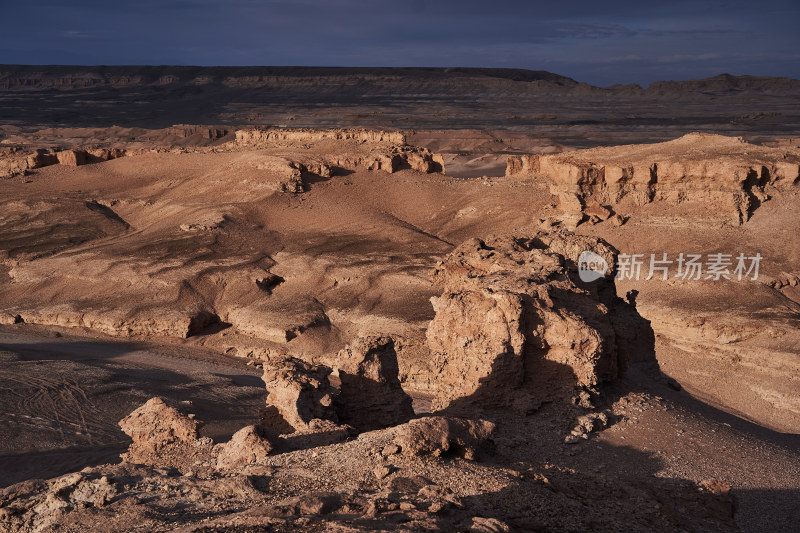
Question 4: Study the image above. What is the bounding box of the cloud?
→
[586,53,723,65]
[553,22,638,39]
[61,30,109,39]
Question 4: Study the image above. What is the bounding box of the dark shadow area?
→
[434,357,800,532]
[213,373,264,388]
[334,337,414,432]
[429,159,445,174]
[611,294,657,370]
[185,310,235,338]
[743,166,771,219]
[329,167,355,177]
[278,428,353,452]
[435,440,741,532]
[596,369,800,533]
[625,289,639,306]
[392,159,412,172]
[188,319,232,337]
[83,200,130,229]
[0,329,264,488]
[300,170,333,188]
[596,362,800,533]
[446,165,507,179]
[0,444,127,489]
[255,273,284,293]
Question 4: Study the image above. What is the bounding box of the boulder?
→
[583,202,611,221]
[118,397,200,450]
[56,149,88,166]
[393,417,495,460]
[117,397,213,470]
[26,150,59,169]
[215,425,276,470]
[426,290,526,409]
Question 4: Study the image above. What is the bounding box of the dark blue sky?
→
[1,0,798,86]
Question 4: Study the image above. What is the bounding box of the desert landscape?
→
[0,64,799,533]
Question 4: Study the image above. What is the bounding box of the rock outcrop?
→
[0,312,21,325]
[215,425,277,470]
[227,300,330,344]
[118,397,201,449]
[333,336,414,431]
[117,397,212,470]
[1,149,56,177]
[325,148,445,174]
[166,125,229,140]
[252,155,333,193]
[1,147,126,177]
[426,233,620,411]
[234,127,406,146]
[393,416,496,460]
[506,133,800,223]
[56,149,88,166]
[234,128,445,175]
[261,358,338,432]
[10,307,219,339]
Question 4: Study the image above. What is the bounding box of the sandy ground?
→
[0,325,264,488]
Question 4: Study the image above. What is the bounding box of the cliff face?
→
[234,128,444,174]
[507,133,800,224]
[234,128,406,146]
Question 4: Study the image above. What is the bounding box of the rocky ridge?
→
[507,133,800,224]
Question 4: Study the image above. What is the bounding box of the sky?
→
[0,0,798,87]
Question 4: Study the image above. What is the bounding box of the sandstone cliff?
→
[233,128,445,175]
[507,133,800,223]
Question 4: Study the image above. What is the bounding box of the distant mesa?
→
[1,65,797,94]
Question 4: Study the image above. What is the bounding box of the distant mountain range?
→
[1,65,798,94]
[1,66,798,143]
